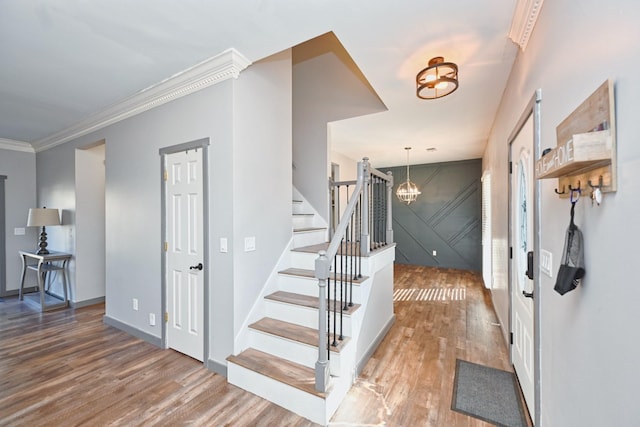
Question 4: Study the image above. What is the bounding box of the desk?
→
[19,250,72,312]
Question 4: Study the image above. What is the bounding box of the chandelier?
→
[396,147,421,204]
[416,56,459,99]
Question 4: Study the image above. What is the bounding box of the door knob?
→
[190,263,203,271]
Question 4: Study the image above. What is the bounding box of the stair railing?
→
[314,157,393,392]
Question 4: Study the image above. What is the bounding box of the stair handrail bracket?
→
[314,157,393,393]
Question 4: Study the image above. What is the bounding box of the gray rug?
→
[451,359,527,427]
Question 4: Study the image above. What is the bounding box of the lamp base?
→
[37,226,49,255]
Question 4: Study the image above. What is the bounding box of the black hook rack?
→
[568,181,581,192]
[554,185,566,195]
[588,175,604,190]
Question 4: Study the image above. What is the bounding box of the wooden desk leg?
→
[38,259,45,312]
[61,259,69,306]
[18,254,27,301]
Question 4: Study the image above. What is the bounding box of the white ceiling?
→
[0,1,525,168]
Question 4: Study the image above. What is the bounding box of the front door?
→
[166,149,204,361]
[510,113,535,415]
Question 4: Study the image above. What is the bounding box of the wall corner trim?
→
[32,48,252,153]
[356,314,396,375]
[206,359,228,377]
[508,0,545,51]
[0,138,35,153]
[103,315,162,347]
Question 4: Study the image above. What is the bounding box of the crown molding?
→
[509,0,545,51]
[0,138,35,153]
[32,48,251,152]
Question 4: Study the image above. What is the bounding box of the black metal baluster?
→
[358,192,363,278]
[332,256,338,347]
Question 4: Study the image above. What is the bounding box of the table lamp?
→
[27,207,61,254]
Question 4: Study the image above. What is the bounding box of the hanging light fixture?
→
[396,147,421,205]
[416,56,459,99]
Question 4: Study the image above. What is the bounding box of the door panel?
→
[510,114,535,415]
[166,149,204,361]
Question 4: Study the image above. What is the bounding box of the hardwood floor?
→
[0,264,523,426]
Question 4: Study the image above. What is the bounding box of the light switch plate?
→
[14,227,25,235]
[220,237,228,253]
[245,237,256,252]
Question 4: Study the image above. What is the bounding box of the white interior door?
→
[166,149,204,361]
[510,114,535,415]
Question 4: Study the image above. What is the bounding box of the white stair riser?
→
[247,330,344,376]
[290,252,376,275]
[292,201,305,215]
[278,275,364,303]
[293,229,327,248]
[293,215,315,229]
[265,300,354,336]
[227,363,329,425]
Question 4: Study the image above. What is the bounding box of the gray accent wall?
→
[484,0,640,425]
[387,159,482,271]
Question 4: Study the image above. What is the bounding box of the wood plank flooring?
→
[0,264,526,426]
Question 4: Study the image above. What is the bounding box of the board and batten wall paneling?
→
[386,159,482,271]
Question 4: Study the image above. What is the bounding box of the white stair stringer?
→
[227,344,355,426]
[226,195,395,425]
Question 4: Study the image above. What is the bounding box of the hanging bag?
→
[554,190,585,295]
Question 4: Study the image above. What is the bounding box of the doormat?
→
[451,359,527,427]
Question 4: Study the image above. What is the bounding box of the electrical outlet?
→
[432,250,437,257]
[149,313,156,326]
[132,298,138,311]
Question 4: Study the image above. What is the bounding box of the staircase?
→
[227,161,395,425]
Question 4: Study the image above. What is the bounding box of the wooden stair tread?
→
[265,291,360,315]
[293,227,326,233]
[226,348,327,398]
[292,241,395,255]
[278,268,368,284]
[249,317,349,352]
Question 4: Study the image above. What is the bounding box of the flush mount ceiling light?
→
[396,147,421,205]
[416,56,459,99]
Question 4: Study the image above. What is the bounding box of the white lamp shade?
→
[27,208,61,227]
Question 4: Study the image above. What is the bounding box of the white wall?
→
[231,50,293,344]
[292,33,386,222]
[36,81,237,367]
[0,149,36,293]
[484,0,640,424]
[34,51,295,371]
[75,142,105,303]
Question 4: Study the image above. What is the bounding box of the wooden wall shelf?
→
[535,79,617,197]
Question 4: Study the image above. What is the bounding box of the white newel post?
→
[314,250,330,392]
[361,158,370,256]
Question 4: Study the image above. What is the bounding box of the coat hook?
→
[554,185,566,195]
[568,181,581,192]
[588,175,604,189]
